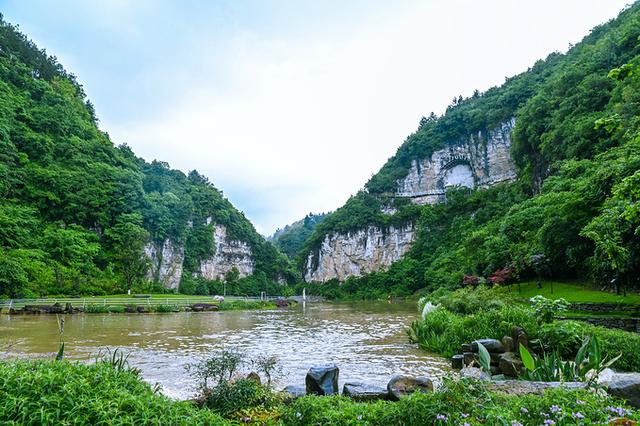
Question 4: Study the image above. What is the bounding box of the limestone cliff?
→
[197,224,254,281]
[396,118,516,204]
[146,223,254,288]
[303,119,517,282]
[304,225,415,282]
[145,240,184,290]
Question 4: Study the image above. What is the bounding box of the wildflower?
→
[511,421,523,426]
[576,399,586,405]
[460,413,469,418]
[550,405,562,414]
[357,415,363,420]
[572,412,584,420]
[461,423,470,426]
[295,412,302,418]
[436,414,448,421]
[520,407,529,414]
[543,420,555,425]
[606,406,632,417]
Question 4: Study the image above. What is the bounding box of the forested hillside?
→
[269,213,326,260]
[0,16,293,298]
[302,3,640,298]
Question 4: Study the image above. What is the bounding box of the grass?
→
[0,360,230,425]
[496,281,640,304]
[1,360,637,425]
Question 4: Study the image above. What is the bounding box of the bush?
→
[202,378,281,416]
[409,304,538,357]
[152,304,179,313]
[0,360,229,425]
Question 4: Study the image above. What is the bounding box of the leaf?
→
[575,336,590,366]
[519,343,535,372]
[55,342,64,361]
[477,342,491,375]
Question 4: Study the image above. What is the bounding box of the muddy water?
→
[0,301,448,399]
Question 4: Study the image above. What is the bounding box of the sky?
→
[0,0,632,235]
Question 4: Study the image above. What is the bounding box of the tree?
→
[105,213,149,293]
[224,267,240,296]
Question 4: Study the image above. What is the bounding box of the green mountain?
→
[300,4,640,298]
[0,15,293,298]
[269,213,327,260]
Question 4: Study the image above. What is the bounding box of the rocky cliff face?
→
[304,225,415,282]
[145,223,254,288]
[304,119,517,282]
[145,240,184,290]
[198,224,254,281]
[396,118,516,204]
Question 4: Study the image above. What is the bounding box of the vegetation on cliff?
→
[0,15,293,298]
[301,3,640,295]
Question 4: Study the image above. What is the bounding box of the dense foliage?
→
[1,360,637,426]
[269,213,326,260]
[0,360,229,425]
[0,15,292,298]
[301,3,640,294]
[408,287,640,371]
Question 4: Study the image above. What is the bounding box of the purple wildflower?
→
[550,405,562,414]
[436,414,448,421]
[606,406,632,417]
[572,412,584,420]
[543,420,555,425]
[460,413,469,418]
[520,407,529,414]
[511,421,523,426]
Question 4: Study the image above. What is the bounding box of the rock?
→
[124,305,136,313]
[283,385,306,399]
[501,336,514,352]
[463,352,478,366]
[598,370,640,408]
[490,365,501,375]
[511,326,534,355]
[136,306,148,313]
[498,352,523,377]
[276,299,289,308]
[386,375,433,401]
[246,372,261,385]
[190,303,219,312]
[305,364,339,395]
[49,303,64,314]
[489,380,586,396]
[451,354,464,370]
[64,303,74,313]
[342,382,389,401]
[460,367,490,381]
[460,343,473,353]
[472,339,505,353]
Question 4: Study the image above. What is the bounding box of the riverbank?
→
[1,298,286,315]
[0,359,637,425]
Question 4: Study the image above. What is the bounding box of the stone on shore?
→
[471,338,505,353]
[386,375,433,401]
[342,382,389,401]
[305,364,339,395]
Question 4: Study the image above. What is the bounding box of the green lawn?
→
[496,281,640,304]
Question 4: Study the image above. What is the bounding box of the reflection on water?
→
[0,301,448,399]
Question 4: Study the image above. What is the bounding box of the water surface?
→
[0,301,447,399]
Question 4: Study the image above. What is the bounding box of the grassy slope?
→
[499,281,640,304]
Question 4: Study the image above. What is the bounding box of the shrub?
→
[202,378,281,416]
[0,360,229,425]
[530,295,570,323]
[152,304,179,313]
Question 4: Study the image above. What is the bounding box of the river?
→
[0,301,448,399]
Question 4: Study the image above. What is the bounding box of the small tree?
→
[105,213,150,293]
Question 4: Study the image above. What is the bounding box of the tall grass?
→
[0,360,230,425]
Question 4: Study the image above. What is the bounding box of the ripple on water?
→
[0,302,448,399]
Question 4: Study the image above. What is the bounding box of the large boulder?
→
[451,354,464,370]
[472,339,505,353]
[511,326,534,355]
[599,369,640,408]
[342,382,389,401]
[498,352,523,377]
[386,375,433,401]
[305,364,339,395]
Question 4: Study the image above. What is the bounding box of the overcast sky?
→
[0,1,631,235]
